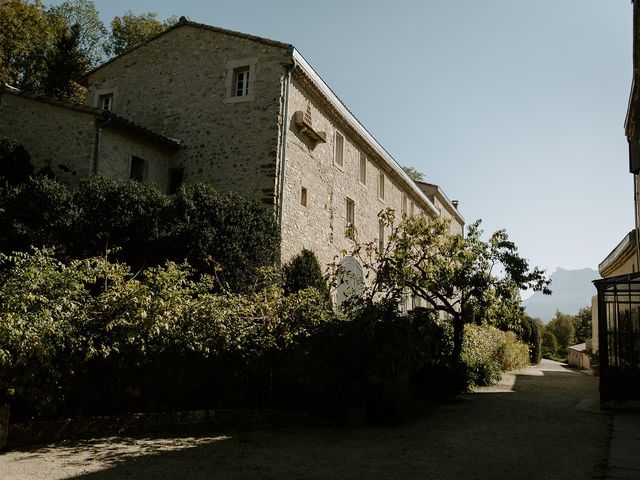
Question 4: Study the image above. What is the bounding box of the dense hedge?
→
[0,177,280,292]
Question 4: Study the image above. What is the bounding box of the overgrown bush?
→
[0,249,329,420]
[462,324,530,388]
[282,249,331,300]
[0,177,280,292]
[0,248,531,424]
[0,137,33,189]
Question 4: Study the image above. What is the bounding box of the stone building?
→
[0,84,180,190]
[0,17,464,288]
[592,0,640,404]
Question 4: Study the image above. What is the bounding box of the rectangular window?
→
[378,219,385,252]
[378,171,385,200]
[301,186,307,207]
[168,167,183,194]
[335,131,344,167]
[411,201,415,216]
[359,153,367,184]
[99,93,113,111]
[233,66,250,97]
[401,193,408,216]
[346,197,355,238]
[130,156,145,182]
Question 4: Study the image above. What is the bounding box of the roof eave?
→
[291,49,440,218]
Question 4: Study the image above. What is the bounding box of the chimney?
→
[452,200,459,210]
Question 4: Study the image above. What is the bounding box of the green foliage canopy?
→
[337,211,551,362]
[0,177,280,293]
[546,311,576,352]
[572,306,592,344]
[110,10,177,55]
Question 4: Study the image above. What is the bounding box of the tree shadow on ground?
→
[5,361,611,480]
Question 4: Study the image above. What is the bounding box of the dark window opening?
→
[130,156,144,182]
[168,168,184,194]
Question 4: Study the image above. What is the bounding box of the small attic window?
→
[99,93,113,111]
[224,57,257,104]
[233,67,250,97]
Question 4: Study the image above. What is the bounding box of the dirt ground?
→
[0,359,612,480]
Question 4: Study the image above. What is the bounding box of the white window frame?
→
[223,57,257,104]
[94,88,117,111]
[346,197,355,238]
[334,131,344,168]
[233,66,250,97]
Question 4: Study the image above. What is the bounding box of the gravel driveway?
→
[0,359,611,480]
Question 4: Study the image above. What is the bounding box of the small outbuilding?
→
[567,343,590,370]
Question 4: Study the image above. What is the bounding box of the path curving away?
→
[0,360,611,480]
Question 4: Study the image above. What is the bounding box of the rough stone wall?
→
[0,94,95,185]
[280,78,430,273]
[432,197,464,236]
[98,128,172,192]
[85,25,289,204]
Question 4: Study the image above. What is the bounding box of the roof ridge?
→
[81,17,292,82]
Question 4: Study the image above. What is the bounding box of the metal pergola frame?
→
[594,272,640,405]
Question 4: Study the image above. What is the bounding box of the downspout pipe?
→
[277,51,297,226]
[635,172,640,271]
[93,114,112,175]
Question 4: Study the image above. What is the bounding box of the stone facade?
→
[416,182,464,236]
[84,23,290,205]
[2,19,465,289]
[0,86,178,189]
[0,92,96,185]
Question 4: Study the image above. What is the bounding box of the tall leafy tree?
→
[0,0,54,90]
[336,210,551,362]
[110,11,178,55]
[41,23,88,102]
[546,311,575,352]
[572,306,592,344]
[47,0,109,67]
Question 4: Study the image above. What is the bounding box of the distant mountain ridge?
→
[523,267,598,323]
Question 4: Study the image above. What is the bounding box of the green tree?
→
[0,0,54,91]
[282,248,331,302]
[402,166,425,183]
[519,315,543,365]
[41,23,88,102]
[337,211,551,363]
[109,11,178,55]
[541,329,560,359]
[47,0,109,67]
[572,306,592,344]
[546,311,575,353]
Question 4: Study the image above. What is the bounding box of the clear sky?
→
[45,0,634,275]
